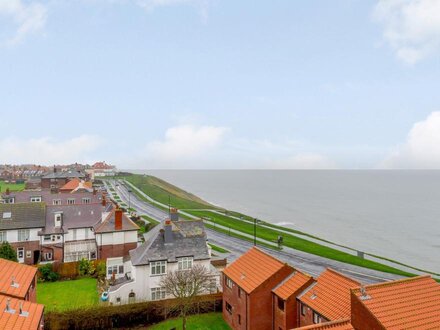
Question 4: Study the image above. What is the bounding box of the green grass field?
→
[208,243,229,253]
[147,313,230,330]
[37,278,98,312]
[0,181,25,192]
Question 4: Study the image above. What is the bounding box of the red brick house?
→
[0,258,38,302]
[272,269,314,330]
[0,294,44,330]
[298,269,360,327]
[222,247,294,330]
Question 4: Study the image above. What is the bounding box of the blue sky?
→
[1,0,440,169]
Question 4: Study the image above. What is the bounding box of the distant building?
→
[86,161,116,179]
[59,178,93,193]
[40,169,85,191]
[107,218,219,305]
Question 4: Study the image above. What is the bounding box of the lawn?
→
[0,181,25,192]
[37,278,98,312]
[147,313,230,330]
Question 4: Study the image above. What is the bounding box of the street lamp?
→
[128,189,132,210]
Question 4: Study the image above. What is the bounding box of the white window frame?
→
[2,212,11,219]
[151,287,166,301]
[301,303,306,316]
[178,257,193,271]
[82,198,91,204]
[54,213,62,227]
[0,231,6,242]
[67,198,75,205]
[30,196,42,203]
[226,277,233,289]
[313,312,321,324]
[18,229,30,242]
[53,199,62,205]
[44,252,52,260]
[150,261,167,276]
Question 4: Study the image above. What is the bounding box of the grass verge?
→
[147,312,230,330]
[208,243,229,253]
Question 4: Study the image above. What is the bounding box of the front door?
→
[17,248,24,263]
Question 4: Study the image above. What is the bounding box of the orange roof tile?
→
[273,269,314,300]
[299,269,360,321]
[0,259,37,300]
[60,178,93,192]
[294,319,354,330]
[94,209,139,233]
[352,275,440,329]
[0,295,44,330]
[222,247,291,294]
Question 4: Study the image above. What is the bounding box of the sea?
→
[133,170,440,273]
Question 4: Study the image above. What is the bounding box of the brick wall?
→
[222,277,247,330]
[98,242,137,259]
[10,241,40,265]
[350,291,385,330]
[298,301,329,327]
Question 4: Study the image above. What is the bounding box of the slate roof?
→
[0,258,37,299]
[42,170,85,179]
[94,209,139,233]
[272,269,314,300]
[1,190,102,205]
[0,295,44,330]
[130,220,209,266]
[41,203,105,234]
[0,203,45,230]
[299,268,360,321]
[352,275,440,329]
[223,247,292,294]
[295,319,354,330]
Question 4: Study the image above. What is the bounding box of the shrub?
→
[95,261,106,280]
[78,258,95,276]
[39,264,60,282]
[0,242,18,262]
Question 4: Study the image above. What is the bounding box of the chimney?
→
[115,209,122,230]
[102,196,107,207]
[53,166,57,173]
[164,219,173,244]
[170,208,179,222]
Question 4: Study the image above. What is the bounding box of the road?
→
[105,180,405,284]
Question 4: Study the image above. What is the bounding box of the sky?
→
[1,0,440,169]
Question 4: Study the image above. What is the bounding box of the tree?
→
[0,242,17,262]
[160,265,213,330]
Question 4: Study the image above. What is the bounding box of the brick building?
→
[222,247,294,330]
[40,169,85,190]
[0,258,38,302]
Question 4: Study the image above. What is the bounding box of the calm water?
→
[133,170,440,273]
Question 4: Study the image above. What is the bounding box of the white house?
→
[107,219,220,305]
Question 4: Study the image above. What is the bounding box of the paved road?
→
[105,180,405,285]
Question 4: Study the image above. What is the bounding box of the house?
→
[298,269,360,326]
[350,275,440,329]
[59,178,93,193]
[0,294,44,330]
[0,258,38,302]
[40,169,85,190]
[294,319,354,330]
[272,269,314,330]
[86,162,116,179]
[1,189,102,205]
[107,218,218,305]
[222,247,294,330]
[94,208,139,261]
[0,258,44,330]
[0,203,45,265]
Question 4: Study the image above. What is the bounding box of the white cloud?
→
[146,124,228,164]
[381,111,440,168]
[0,135,103,165]
[373,0,440,64]
[267,153,338,170]
[0,0,47,45]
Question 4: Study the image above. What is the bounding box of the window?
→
[2,212,11,219]
[26,250,31,258]
[18,229,30,242]
[54,213,62,227]
[44,252,52,260]
[238,314,241,325]
[225,277,233,289]
[44,235,51,241]
[150,261,167,275]
[30,196,41,202]
[278,297,285,311]
[85,228,89,239]
[72,229,77,240]
[107,265,125,276]
[82,198,91,204]
[301,304,306,316]
[53,199,61,205]
[0,231,6,242]
[313,312,321,324]
[238,287,242,298]
[178,257,193,271]
[151,287,166,301]
[225,302,233,315]
[67,199,75,205]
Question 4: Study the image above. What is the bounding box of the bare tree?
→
[160,264,213,330]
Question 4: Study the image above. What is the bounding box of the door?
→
[17,248,24,263]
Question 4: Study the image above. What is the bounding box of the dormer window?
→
[53,199,61,205]
[30,196,42,203]
[54,213,63,227]
[82,198,91,204]
[67,199,75,205]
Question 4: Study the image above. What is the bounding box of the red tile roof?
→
[352,275,440,329]
[94,209,139,233]
[0,295,44,330]
[0,259,37,300]
[299,269,360,321]
[222,247,292,294]
[273,269,314,300]
[295,319,354,330]
[60,178,93,192]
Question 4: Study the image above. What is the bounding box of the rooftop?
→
[223,247,291,294]
[0,203,45,230]
[273,269,314,300]
[95,209,139,233]
[0,295,44,330]
[42,170,85,179]
[0,258,37,299]
[295,319,354,330]
[352,275,440,329]
[299,268,360,321]
[59,178,93,192]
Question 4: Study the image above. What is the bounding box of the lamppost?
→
[253,218,257,246]
[128,189,132,210]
